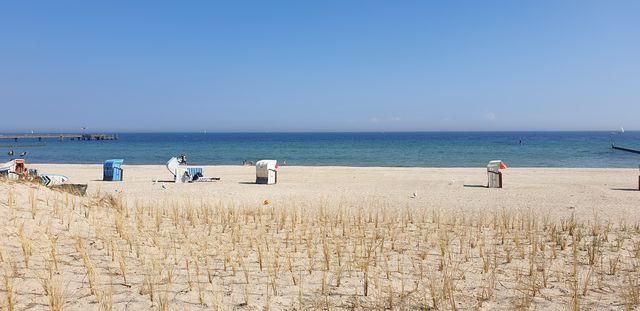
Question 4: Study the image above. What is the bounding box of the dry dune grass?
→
[1,179,640,310]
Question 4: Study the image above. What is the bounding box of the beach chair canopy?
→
[487,160,507,172]
[104,159,124,167]
[256,160,277,175]
[0,160,16,172]
[166,157,180,176]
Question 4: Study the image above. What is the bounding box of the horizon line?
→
[0,129,636,134]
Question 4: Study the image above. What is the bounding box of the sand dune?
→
[1,165,639,310]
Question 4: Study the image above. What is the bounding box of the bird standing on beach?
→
[411,192,417,198]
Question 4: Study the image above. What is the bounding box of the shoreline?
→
[26,163,640,169]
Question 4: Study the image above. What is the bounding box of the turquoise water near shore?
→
[1,132,639,167]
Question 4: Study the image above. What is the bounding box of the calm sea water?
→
[1,132,639,167]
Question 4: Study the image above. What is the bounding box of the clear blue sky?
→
[1,1,638,132]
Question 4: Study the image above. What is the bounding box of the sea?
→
[1,132,639,168]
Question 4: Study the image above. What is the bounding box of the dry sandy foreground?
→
[1,165,639,310]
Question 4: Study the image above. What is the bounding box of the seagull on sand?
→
[411,192,417,198]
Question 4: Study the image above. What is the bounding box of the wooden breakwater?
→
[0,134,118,142]
[611,144,640,154]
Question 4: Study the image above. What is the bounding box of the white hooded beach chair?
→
[256,160,278,184]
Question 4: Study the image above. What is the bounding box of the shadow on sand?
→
[463,184,487,188]
[610,188,639,192]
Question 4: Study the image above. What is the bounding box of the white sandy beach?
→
[29,164,640,220]
[1,165,639,310]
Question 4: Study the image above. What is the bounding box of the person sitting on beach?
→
[179,154,187,165]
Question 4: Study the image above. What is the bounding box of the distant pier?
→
[0,133,118,142]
